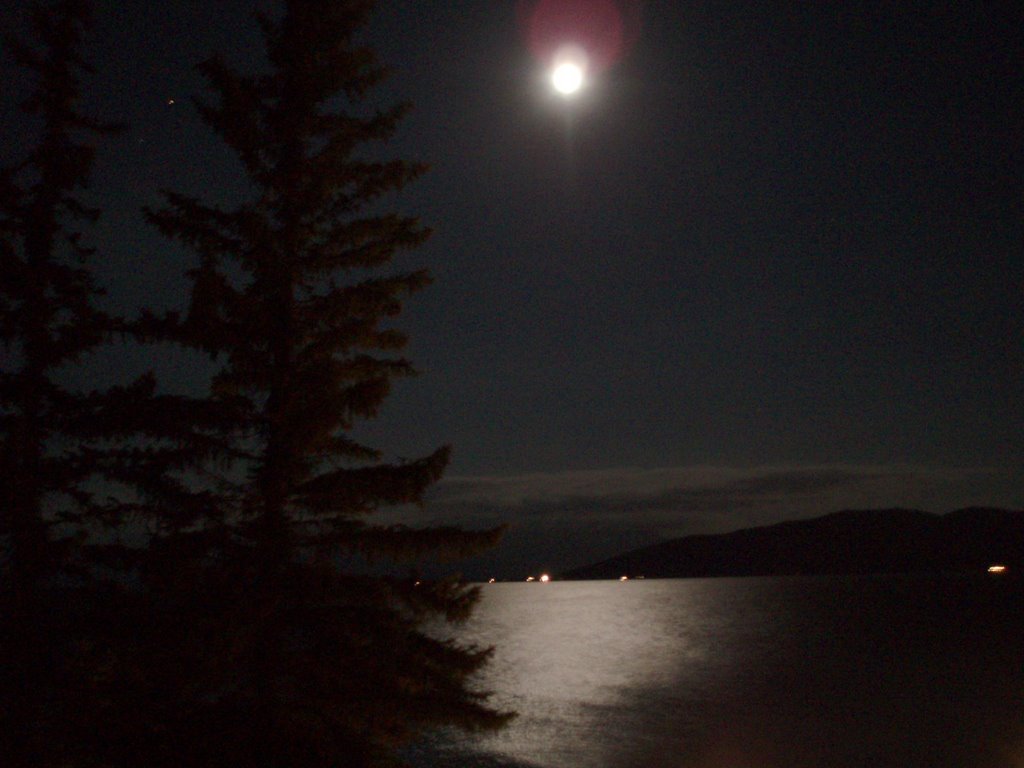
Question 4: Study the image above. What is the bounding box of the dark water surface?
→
[409,574,1024,768]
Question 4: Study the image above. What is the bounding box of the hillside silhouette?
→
[564,508,1024,579]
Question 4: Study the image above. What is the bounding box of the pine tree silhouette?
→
[0,2,158,763]
[140,1,511,764]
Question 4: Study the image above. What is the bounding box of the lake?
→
[408,574,1024,768]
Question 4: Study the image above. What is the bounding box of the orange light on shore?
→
[526,576,536,582]
[619,575,629,581]
[539,574,551,583]
[987,565,1007,574]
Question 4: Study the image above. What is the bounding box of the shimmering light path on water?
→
[410,575,1024,768]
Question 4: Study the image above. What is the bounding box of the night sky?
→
[2,0,1021,577]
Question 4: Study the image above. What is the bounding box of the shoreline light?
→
[987,564,1007,574]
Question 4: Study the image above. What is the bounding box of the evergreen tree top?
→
[146,0,505,564]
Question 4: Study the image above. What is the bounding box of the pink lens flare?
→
[519,0,643,74]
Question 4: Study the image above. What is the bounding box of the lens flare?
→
[519,0,643,74]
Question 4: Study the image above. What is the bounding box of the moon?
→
[552,61,584,95]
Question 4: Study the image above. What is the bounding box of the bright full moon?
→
[552,62,584,95]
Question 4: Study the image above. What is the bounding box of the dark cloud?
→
[382,464,1022,578]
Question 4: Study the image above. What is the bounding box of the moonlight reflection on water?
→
[414,575,1024,768]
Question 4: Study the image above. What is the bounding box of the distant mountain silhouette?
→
[564,508,1024,579]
